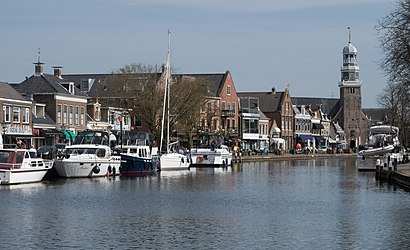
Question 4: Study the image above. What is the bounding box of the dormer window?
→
[69,82,75,94]
[81,80,89,92]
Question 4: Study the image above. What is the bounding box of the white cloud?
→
[123,0,392,12]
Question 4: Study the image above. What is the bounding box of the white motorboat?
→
[357,124,405,171]
[358,125,400,157]
[0,148,50,184]
[190,145,232,167]
[54,144,121,178]
[157,31,190,171]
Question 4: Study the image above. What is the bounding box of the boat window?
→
[15,153,23,164]
[0,152,10,163]
[96,149,106,157]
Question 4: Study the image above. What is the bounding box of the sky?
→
[0,0,397,108]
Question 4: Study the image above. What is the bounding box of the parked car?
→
[317,146,329,154]
[37,145,58,160]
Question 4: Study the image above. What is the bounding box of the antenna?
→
[347,27,351,43]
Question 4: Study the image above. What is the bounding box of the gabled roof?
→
[178,73,227,96]
[237,91,284,113]
[14,74,87,97]
[63,72,229,98]
[362,108,388,124]
[291,97,339,116]
[0,82,29,101]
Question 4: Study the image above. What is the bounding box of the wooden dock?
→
[376,161,410,188]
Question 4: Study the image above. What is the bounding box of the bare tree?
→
[376,0,410,146]
[108,64,163,140]
[107,64,211,147]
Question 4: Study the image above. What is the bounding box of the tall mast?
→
[166,30,171,153]
[159,30,171,155]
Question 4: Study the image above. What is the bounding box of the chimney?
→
[53,66,63,78]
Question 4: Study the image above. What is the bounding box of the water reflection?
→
[1,158,410,249]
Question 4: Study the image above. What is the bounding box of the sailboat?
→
[158,30,190,171]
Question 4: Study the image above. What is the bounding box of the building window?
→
[75,106,79,125]
[13,107,20,123]
[227,102,231,111]
[80,107,85,125]
[81,80,89,91]
[57,105,62,125]
[222,101,226,110]
[232,102,236,114]
[227,85,231,95]
[69,105,73,125]
[63,105,68,125]
[3,106,10,122]
[232,119,235,130]
[23,107,30,123]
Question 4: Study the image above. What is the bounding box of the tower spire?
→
[347,27,351,44]
[37,48,41,63]
[33,48,45,75]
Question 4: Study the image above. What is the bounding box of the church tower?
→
[333,28,369,149]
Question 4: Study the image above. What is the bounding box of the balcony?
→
[221,109,236,117]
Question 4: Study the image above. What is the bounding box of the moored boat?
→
[190,145,232,167]
[157,31,190,171]
[54,144,121,178]
[119,145,156,176]
[0,148,50,184]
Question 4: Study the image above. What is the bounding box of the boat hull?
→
[0,168,49,185]
[358,145,395,157]
[120,154,156,176]
[54,159,121,178]
[356,156,376,172]
[159,153,190,171]
[190,148,232,167]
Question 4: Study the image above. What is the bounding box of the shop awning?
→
[62,130,76,140]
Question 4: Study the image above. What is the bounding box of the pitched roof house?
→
[0,82,33,147]
[13,62,88,142]
[238,88,294,150]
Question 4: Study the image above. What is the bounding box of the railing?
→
[221,110,236,117]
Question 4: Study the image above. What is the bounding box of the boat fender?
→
[108,165,112,174]
[362,155,365,160]
[112,167,116,176]
[181,157,184,163]
[93,165,100,174]
[196,156,204,164]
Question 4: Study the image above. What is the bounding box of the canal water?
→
[1,158,410,249]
